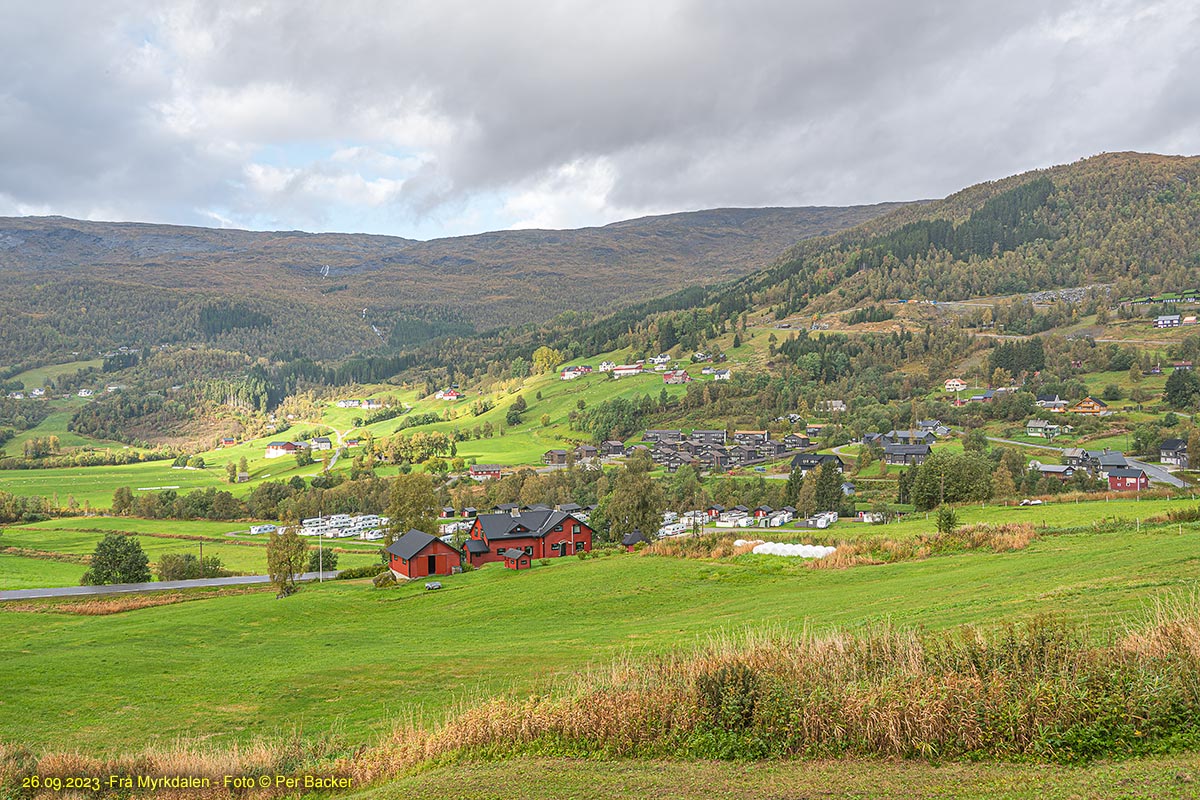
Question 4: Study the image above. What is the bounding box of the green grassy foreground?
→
[1,520,1198,755]
[358,755,1200,800]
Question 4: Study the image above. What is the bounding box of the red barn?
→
[386,530,462,580]
[462,509,593,568]
[502,548,531,570]
[1107,468,1149,491]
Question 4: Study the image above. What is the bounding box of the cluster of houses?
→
[334,398,384,409]
[709,504,797,529]
[568,356,729,382]
[264,437,336,458]
[559,364,594,380]
[1154,314,1199,328]
[542,444,613,467]
[1028,448,1149,490]
[387,506,596,578]
[862,421,948,466]
[5,388,47,400]
[640,428,812,472]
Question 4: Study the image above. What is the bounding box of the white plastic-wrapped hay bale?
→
[749,542,837,559]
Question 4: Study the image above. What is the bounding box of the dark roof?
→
[442,506,455,513]
[464,538,489,554]
[495,503,521,511]
[792,453,844,469]
[884,443,932,455]
[621,529,646,547]
[1162,438,1187,451]
[558,502,583,512]
[708,504,725,511]
[1108,467,1146,479]
[386,530,457,561]
[474,510,583,542]
[502,548,527,559]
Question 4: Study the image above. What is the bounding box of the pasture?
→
[1,518,1198,754]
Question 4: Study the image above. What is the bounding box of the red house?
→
[386,530,462,579]
[469,464,504,481]
[1107,468,1149,491]
[462,509,593,568]
[502,548,531,570]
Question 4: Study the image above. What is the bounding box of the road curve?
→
[0,571,339,602]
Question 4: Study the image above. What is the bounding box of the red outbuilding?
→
[502,548,531,570]
[386,530,462,580]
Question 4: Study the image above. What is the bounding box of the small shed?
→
[502,547,532,570]
[622,529,647,552]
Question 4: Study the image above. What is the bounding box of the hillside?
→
[509,152,1200,364]
[0,204,901,364]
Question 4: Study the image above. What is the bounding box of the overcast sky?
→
[1,1,1197,240]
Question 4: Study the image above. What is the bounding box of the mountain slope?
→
[0,204,903,364]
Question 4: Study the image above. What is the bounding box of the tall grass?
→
[5,600,1200,796]
[645,524,1037,569]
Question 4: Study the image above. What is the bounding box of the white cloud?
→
[0,0,1197,237]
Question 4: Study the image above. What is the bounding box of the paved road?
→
[0,571,339,602]
[1128,458,1187,488]
[985,436,1065,452]
[984,437,1186,488]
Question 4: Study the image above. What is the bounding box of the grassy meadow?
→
[0,517,383,588]
[2,514,1199,755]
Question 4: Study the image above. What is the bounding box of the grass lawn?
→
[838,494,1196,540]
[2,519,1199,754]
[360,754,1200,800]
[0,518,383,588]
[0,554,87,589]
[7,359,103,389]
[1,401,137,458]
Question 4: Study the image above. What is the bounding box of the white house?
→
[598,361,616,372]
[77,389,94,398]
[336,399,362,408]
[713,369,732,381]
[944,378,968,392]
[649,353,672,365]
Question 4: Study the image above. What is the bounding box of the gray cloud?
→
[1,0,1197,236]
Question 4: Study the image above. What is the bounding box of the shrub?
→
[538,559,550,567]
[335,563,389,580]
[307,548,339,573]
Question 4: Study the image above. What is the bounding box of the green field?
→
[823,494,1194,541]
[0,517,383,588]
[7,359,103,390]
[363,755,1200,800]
[2,515,1199,754]
[0,554,89,589]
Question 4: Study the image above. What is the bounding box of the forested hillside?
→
[0,204,899,365]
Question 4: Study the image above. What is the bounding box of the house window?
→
[525,546,533,555]
[496,549,505,555]
[553,525,562,531]
[572,524,580,534]
[575,542,583,552]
